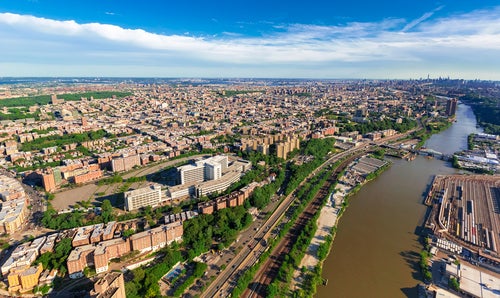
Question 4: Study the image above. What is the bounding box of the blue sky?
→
[0,0,499,79]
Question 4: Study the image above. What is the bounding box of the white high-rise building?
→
[124,184,162,211]
[205,161,222,181]
[177,155,229,185]
[178,164,205,185]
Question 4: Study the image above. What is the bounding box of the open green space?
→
[0,91,132,108]
[20,129,110,152]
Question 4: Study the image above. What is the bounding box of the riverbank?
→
[316,103,483,297]
[292,155,391,296]
[415,118,453,149]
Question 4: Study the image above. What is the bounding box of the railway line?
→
[201,131,410,298]
[432,175,500,254]
[200,145,370,298]
[244,153,362,298]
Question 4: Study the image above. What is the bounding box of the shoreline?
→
[293,156,391,295]
[299,104,483,296]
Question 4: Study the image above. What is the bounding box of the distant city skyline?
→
[0,0,499,79]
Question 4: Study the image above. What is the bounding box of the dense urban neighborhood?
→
[0,78,498,297]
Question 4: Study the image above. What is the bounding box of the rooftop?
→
[446,263,500,298]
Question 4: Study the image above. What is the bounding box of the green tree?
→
[133,267,145,283]
[34,252,53,269]
[125,282,139,298]
[449,277,460,291]
[101,199,114,223]
[34,238,73,273]
[122,229,135,238]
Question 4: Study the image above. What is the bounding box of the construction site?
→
[425,175,500,259]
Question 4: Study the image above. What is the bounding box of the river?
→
[316,103,483,297]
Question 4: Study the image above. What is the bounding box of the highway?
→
[244,151,366,298]
[200,130,414,298]
[201,142,372,298]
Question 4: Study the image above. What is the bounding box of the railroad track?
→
[244,154,361,298]
[201,146,372,298]
[201,133,413,297]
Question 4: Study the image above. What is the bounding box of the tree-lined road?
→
[201,130,415,298]
[201,142,372,298]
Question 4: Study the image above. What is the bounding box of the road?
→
[244,152,365,298]
[201,142,372,298]
[0,167,46,231]
[200,131,414,298]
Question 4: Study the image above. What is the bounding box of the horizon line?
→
[0,76,498,82]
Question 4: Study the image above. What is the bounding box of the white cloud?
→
[402,5,444,32]
[0,7,499,78]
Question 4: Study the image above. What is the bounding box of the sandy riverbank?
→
[292,158,391,291]
[292,183,350,287]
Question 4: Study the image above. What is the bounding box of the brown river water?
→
[317,103,482,297]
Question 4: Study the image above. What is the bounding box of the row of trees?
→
[182,205,253,258]
[284,138,335,195]
[250,169,285,209]
[341,117,417,135]
[268,166,337,296]
[172,262,207,296]
[299,228,339,296]
[270,215,319,295]
[419,250,433,281]
[243,164,332,297]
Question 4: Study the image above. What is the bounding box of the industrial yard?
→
[426,175,500,256]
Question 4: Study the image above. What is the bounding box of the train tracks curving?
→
[244,154,361,298]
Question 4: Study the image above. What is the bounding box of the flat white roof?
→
[460,264,500,298]
[435,288,460,298]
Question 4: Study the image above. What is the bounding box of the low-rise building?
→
[7,263,43,292]
[102,221,116,241]
[19,263,43,292]
[40,234,58,254]
[0,198,29,234]
[197,189,251,215]
[38,269,57,286]
[94,238,131,274]
[74,170,103,184]
[72,225,94,247]
[67,244,96,279]
[67,221,183,278]
[111,154,140,172]
[1,241,39,277]
[164,210,198,224]
[0,175,29,234]
[90,272,126,298]
[90,224,105,244]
